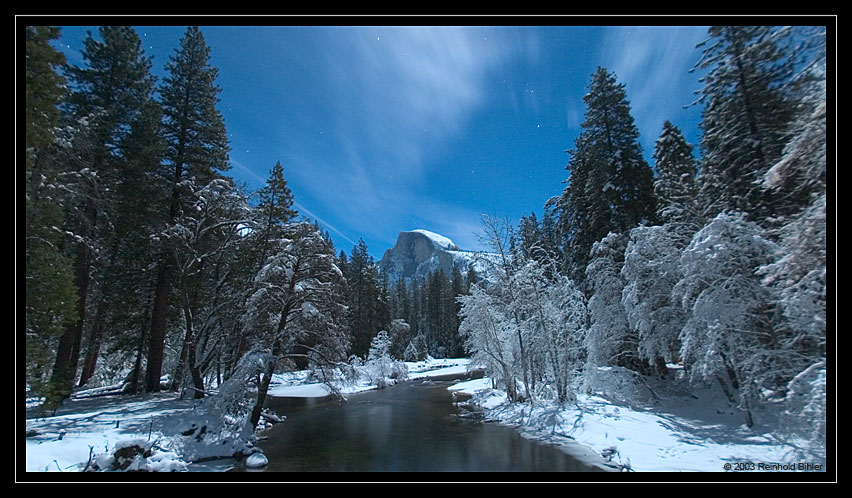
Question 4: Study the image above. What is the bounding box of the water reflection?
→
[243,380,602,473]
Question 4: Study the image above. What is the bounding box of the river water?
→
[238,377,604,473]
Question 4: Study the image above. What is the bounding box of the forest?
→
[24,25,827,463]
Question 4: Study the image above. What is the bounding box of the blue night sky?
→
[53,23,710,259]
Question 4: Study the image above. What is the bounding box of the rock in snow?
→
[245,451,268,468]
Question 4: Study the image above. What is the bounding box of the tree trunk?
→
[170,302,193,392]
[248,295,296,428]
[145,260,171,392]
[126,320,147,395]
[46,197,96,407]
[78,298,107,387]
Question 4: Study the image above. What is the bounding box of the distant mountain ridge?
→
[378,229,487,285]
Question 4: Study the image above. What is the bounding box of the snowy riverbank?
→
[453,379,825,472]
[22,358,827,477]
[21,358,475,475]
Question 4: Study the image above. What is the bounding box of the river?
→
[233,375,605,473]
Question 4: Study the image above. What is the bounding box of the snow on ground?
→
[22,358,473,474]
[23,392,203,473]
[448,375,825,474]
[264,357,472,398]
[23,357,825,475]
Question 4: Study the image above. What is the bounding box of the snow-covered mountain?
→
[378,229,491,284]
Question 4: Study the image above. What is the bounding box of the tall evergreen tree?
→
[24,26,79,398]
[424,269,450,356]
[25,26,66,165]
[45,26,158,406]
[691,26,796,221]
[146,26,230,392]
[447,265,466,357]
[254,162,297,239]
[344,239,387,358]
[78,97,167,388]
[554,67,656,285]
[652,120,699,233]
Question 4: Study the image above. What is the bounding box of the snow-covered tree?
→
[242,222,349,428]
[584,232,640,372]
[673,213,780,426]
[757,32,825,448]
[652,121,700,231]
[458,283,522,401]
[404,334,428,362]
[762,89,826,218]
[509,259,587,402]
[621,224,688,374]
[461,215,588,404]
[43,26,161,407]
[24,26,80,398]
[691,26,796,221]
[759,195,826,357]
[155,178,251,397]
[146,26,231,393]
[781,360,826,461]
[365,330,407,386]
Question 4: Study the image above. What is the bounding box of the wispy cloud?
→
[230,158,359,247]
[266,27,526,252]
[597,26,709,153]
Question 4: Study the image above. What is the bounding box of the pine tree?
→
[254,161,297,247]
[24,26,79,396]
[555,67,656,284]
[146,26,231,392]
[344,239,387,358]
[652,121,699,232]
[25,26,66,164]
[691,26,796,221]
[448,265,466,358]
[761,69,826,219]
[45,26,159,406]
[78,97,167,388]
[757,31,826,448]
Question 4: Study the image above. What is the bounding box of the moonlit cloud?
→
[54,25,711,258]
[269,27,526,252]
[230,158,359,246]
[597,26,709,154]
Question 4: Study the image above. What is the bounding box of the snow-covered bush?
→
[196,351,273,440]
[782,361,826,461]
[404,334,428,362]
[365,330,408,387]
[86,438,189,472]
